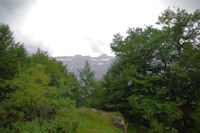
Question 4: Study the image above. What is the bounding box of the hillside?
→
[60,108,124,133]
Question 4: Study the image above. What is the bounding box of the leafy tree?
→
[0,64,74,128]
[102,8,200,132]
[0,23,27,80]
[0,24,27,101]
[157,8,200,132]
[29,49,80,99]
[0,32,78,131]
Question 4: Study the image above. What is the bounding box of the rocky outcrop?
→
[111,115,128,133]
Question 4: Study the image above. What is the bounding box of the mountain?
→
[55,54,115,79]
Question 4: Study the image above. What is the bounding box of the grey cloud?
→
[0,0,51,55]
[0,0,37,27]
[86,38,105,54]
[161,0,200,12]
[25,41,53,56]
[15,33,53,55]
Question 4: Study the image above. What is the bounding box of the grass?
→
[63,108,122,133]
[127,123,150,133]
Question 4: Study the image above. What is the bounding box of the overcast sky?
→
[0,0,199,57]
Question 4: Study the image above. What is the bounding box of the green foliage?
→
[29,49,80,100]
[77,62,106,109]
[88,81,105,109]
[1,24,120,132]
[150,119,164,133]
[0,23,27,101]
[0,25,79,131]
[10,108,122,133]
[101,7,200,132]
[0,8,199,133]
[78,61,95,89]
[60,108,121,133]
[12,112,78,133]
[190,99,200,132]
[76,61,98,107]
[128,95,182,122]
[0,23,27,80]
[0,64,75,128]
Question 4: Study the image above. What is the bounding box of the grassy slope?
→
[66,108,122,133]
[70,108,150,133]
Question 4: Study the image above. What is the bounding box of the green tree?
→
[77,61,96,107]
[0,24,27,101]
[29,49,80,108]
[0,64,74,128]
[29,49,80,99]
[157,8,200,132]
[0,24,27,80]
[102,8,200,132]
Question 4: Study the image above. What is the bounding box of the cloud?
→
[0,0,52,55]
[15,33,53,55]
[0,0,36,25]
[161,0,200,12]
[1,0,198,57]
[86,38,105,55]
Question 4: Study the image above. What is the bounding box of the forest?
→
[0,8,200,133]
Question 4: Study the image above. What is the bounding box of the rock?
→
[111,115,128,133]
[90,108,127,132]
[91,108,107,119]
[91,108,98,113]
[102,111,106,119]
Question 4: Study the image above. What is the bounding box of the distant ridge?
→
[55,54,115,79]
